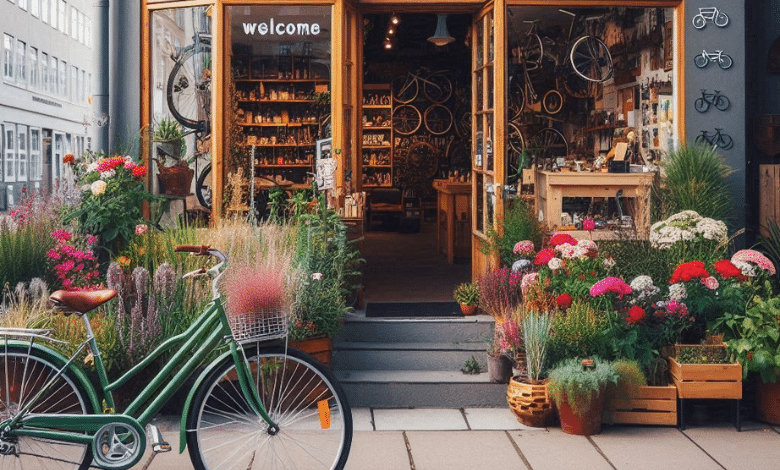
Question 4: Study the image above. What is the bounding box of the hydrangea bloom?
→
[701,276,719,290]
[577,239,598,254]
[549,232,578,247]
[731,249,776,275]
[548,257,564,271]
[590,277,632,298]
[668,283,688,301]
[649,210,727,249]
[90,180,107,196]
[513,240,535,256]
[630,275,660,299]
[534,248,555,265]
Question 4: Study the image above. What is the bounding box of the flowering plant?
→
[63,150,157,255]
[648,210,728,264]
[47,229,102,290]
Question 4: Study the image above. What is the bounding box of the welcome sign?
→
[242,19,322,36]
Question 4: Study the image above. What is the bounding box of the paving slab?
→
[373,408,468,431]
[351,407,375,431]
[592,426,720,470]
[344,431,410,470]
[407,431,525,470]
[464,407,536,430]
[509,428,612,470]
[683,423,780,470]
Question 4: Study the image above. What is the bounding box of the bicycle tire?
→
[167,43,212,131]
[187,345,352,470]
[718,54,733,69]
[569,36,613,82]
[521,32,544,72]
[694,54,709,68]
[694,97,709,113]
[691,14,706,29]
[423,104,453,135]
[714,94,731,111]
[391,75,418,104]
[695,133,708,145]
[393,105,422,135]
[0,347,94,470]
[542,90,564,115]
[716,132,734,150]
[508,76,525,119]
[422,73,453,104]
[529,127,569,164]
[507,122,526,185]
[714,11,729,27]
[196,163,212,210]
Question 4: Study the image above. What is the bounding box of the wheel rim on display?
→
[569,36,613,82]
[529,127,568,167]
[424,105,454,135]
[196,163,212,210]
[167,44,212,131]
[509,77,525,119]
[507,122,527,185]
[393,105,422,135]
[542,90,564,115]
[422,74,453,104]
[392,75,419,104]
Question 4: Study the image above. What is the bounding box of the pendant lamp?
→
[428,14,455,46]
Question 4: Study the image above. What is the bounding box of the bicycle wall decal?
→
[695,128,734,150]
[694,89,730,113]
[692,7,729,29]
[694,49,734,69]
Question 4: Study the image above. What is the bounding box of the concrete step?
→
[332,341,489,371]
[335,313,494,343]
[335,370,509,407]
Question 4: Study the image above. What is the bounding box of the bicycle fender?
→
[1,340,101,413]
[178,349,233,453]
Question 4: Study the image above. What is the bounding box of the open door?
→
[333,1,360,202]
[470,1,506,279]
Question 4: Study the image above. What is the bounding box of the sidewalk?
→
[141,407,780,470]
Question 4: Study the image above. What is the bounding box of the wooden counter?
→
[433,179,471,264]
[535,170,655,237]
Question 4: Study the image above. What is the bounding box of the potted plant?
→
[153,118,193,197]
[153,117,186,159]
[506,309,555,427]
[453,282,479,315]
[603,359,678,426]
[548,357,618,436]
[486,338,512,384]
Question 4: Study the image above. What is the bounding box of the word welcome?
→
[242,19,321,36]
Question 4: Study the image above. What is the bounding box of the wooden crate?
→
[605,385,678,426]
[759,164,780,237]
[668,345,742,399]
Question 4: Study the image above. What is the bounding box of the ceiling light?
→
[383,38,394,50]
[390,14,400,25]
[428,14,455,46]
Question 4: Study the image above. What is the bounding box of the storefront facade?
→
[140,0,752,275]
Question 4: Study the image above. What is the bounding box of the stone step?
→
[335,370,509,407]
[336,313,494,343]
[333,341,489,371]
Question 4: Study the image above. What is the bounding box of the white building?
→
[1,0,97,208]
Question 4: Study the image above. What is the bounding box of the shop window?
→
[19,0,27,11]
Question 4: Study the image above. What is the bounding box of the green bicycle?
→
[0,245,353,470]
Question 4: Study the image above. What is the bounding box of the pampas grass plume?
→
[225,265,286,316]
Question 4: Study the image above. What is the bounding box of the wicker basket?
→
[227,308,288,343]
[507,376,555,427]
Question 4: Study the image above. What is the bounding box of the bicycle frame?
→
[0,289,276,464]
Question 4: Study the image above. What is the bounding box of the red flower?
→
[669,261,710,284]
[132,165,147,178]
[583,219,595,231]
[555,293,572,309]
[63,153,76,165]
[534,248,556,265]
[626,306,646,325]
[550,233,578,247]
[714,259,744,280]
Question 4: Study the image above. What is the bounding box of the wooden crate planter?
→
[604,385,678,426]
[668,345,742,399]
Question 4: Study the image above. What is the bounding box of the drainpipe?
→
[94,0,110,152]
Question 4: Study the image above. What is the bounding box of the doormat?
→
[364,302,464,318]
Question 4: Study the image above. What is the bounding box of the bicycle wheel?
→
[187,345,352,470]
[716,132,734,150]
[569,36,613,82]
[393,105,422,135]
[422,74,453,104]
[196,163,212,210]
[0,348,94,470]
[507,122,526,185]
[508,76,525,119]
[542,90,564,115]
[508,121,525,155]
[691,14,706,29]
[717,54,733,69]
[695,133,708,145]
[167,43,212,131]
[694,97,709,113]
[714,94,731,111]
[391,75,418,104]
[529,127,568,165]
[520,32,544,71]
[423,104,453,135]
[694,54,709,68]
[714,11,729,27]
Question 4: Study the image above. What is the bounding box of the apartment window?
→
[50,0,56,30]
[59,0,66,34]
[29,127,41,181]
[70,65,76,101]
[31,0,39,17]
[17,125,27,182]
[3,34,12,81]
[28,47,37,89]
[52,132,63,184]
[4,124,16,183]
[41,0,48,23]
[41,51,48,91]
[78,68,84,101]
[49,56,56,94]
[18,0,27,11]
[70,6,77,39]
[15,40,25,85]
[77,10,83,44]
[85,17,91,47]
[87,72,91,98]
[58,59,66,96]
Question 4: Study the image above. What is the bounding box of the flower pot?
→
[156,139,184,159]
[157,160,194,197]
[756,380,780,425]
[459,303,477,315]
[507,376,555,427]
[290,336,333,366]
[557,391,606,436]
[488,354,512,383]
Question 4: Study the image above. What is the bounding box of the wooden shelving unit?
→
[361,84,394,188]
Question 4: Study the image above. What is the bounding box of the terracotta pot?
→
[506,376,555,427]
[556,391,606,436]
[459,303,477,315]
[290,336,333,366]
[756,380,780,425]
[488,354,512,383]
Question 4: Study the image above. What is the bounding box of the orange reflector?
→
[317,399,331,429]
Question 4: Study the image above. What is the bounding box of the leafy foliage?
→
[548,357,618,418]
[483,198,544,266]
[548,300,609,365]
[453,282,479,305]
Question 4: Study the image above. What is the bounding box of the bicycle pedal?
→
[146,424,172,453]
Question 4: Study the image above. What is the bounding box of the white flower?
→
[630,275,654,292]
[90,180,107,196]
[548,258,563,270]
[603,257,616,268]
[311,272,323,281]
[732,260,758,278]
[86,162,98,173]
[100,170,116,179]
[668,283,688,301]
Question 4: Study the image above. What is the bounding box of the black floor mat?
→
[364,301,464,318]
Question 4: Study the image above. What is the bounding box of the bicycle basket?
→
[227,308,288,343]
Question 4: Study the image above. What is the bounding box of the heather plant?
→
[478,267,523,323]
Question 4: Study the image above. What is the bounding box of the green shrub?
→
[548,300,609,365]
[548,357,618,417]
[483,198,543,266]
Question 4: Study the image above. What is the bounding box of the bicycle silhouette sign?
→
[694,89,730,113]
[692,7,729,29]
[694,50,733,69]
[696,128,734,150]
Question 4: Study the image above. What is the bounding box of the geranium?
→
[731,249,776,275]
[135,224,148,235]
[669,261,710,284]
[513,240,535,256]
[550,232,578,247]
[714,259,744,279]
[63,153,76,165]
[590,277,632,298]
[555,293,572,309]
[534,248,555,265]
[557,242,588,259]
[626,305,646,325]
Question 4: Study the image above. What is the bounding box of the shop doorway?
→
[358,12,473,307]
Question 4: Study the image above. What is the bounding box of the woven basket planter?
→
[507,376,555,427]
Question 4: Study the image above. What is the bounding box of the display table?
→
[433,179,471,264]
[535,170,655,237]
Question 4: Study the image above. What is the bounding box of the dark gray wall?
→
[685,0,746,230]
[110,0,142,155]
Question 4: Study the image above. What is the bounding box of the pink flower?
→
[513,240,535,256]
[52,230,72,242]
[47,249,61,260]
[87,235,98,245]
[590,276,632,298]
[550,233,578,247]
[521,272,539,294]
[534,248,556,265]
[583,219,595,231]
[731,249,776,275]
[135,224,148,235]
[701,276,719,290]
